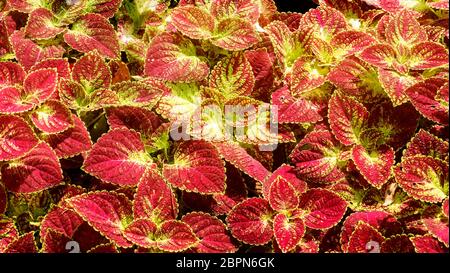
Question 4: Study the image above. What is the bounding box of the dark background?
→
[275,0,318,13]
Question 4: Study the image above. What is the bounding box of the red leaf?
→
[10,30,65,71]
[347,221,385,253]
[352,144,394,188]
[68,191,133,248]
[87,243,118,253]
[64,13,120,58]
[290,127,345,184]
[163,140,225,194]
[0,115,38,161]
[87,0,123,18]
[23,68,58,103]
[106,106,162,138]
[30,58,71,81]
[182,212,238,253]
[42,229,74,253]
[4,232,37,253]
[156,220,198,252]
[340,211,402,252]
[422,206,449,247]
[123,219,158,249]
[30,100,73,134]
[72,51,111,90]
[381,234,415,253]
[111,81,163,107]
[271,86,322,124]
[209,54,255,97]
[263,164,307,200]
[409,42,449,70]
[210,0,260,23]
[44,114,92,158]
[25,8,64,40]
[40,206,84,240]
[359,44,397,69]
[133,170,178,223]
[170,6,214,39]
[268,175,299,211]
[328,93,369,146]
[290,58,326,95]
[405,78,448,125]
[1,142,63,193]
[144,33,209,82]
[394,156,448,203]
[330,30,377,57]
[226,198,274,245]
[211,18,259,51]
[299,188,347,229]
[404,129,448,161]
[384,9,427,46]
[411,235,447,253]
[273,213,305,253]
[0,219,19,252]
[214,141,270,183]
[83,128,151,186]
[300,6,348,41]
[0,61,26,87]
[443,198,449,218]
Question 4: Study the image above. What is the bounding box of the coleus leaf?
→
[409,42,449,70]
[378,68,420,106]
[226,198,274,245]
[0,68,58,113]
[381,234,415,253]
[25,8,65,40]
[40,206,84,240]
[72,51,111,90]
[394,156,448,203]
[352,144,394,188]
[327,56,385,102]
[110,81,163,108]
[214,141,270,183]
[0,115,38,161]
[1,142,63,193]
[443,198,449,218]
[404,129,448,161]
[271,86,322,124]
[209,53,255,97]
[106,106,162,138]
[384,9,427,46]
[0,219,19,253]
[328,93,369,146]
[289,127,345,184]
[41,229,73,253]
[359,44,397,70]
[86,0,123,18]
[340,210,402,253]
[299,188,347,229]
[67,191,133,248]
[87,243,118,253]
[133,170,178,224]
[0,61,26,87]
[64,13,120,59]
[290,58,326,95]
[10,30,65,71]
[300,6,348,41]
[4,232,37,253]
[163,140,225,194]
[59,79,116,111]
[30,100,73,134]
[422,206,449,247]
[210,0,260,23]
[156,82,201,121]
[0,20,11,57]
[263,164,307,200]
[210,17,259,51]
[44,114,92,158]
[264,20,301,69]
[273,213,305,253]
[182,212,238,253]
[125,219,199,252]
[405,78,449,125]
[83,128,152,186]
[144,33,209,82]
[411,235,447,253]
[268,175,299,211]
[347,221,385,253]
[170,5,215,39]
[30,58,71,81]
[330,30,377,58]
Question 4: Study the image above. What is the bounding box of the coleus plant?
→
[0,0,449,253]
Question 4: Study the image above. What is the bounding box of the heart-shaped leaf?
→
[30,100,73,134]
[170,5,215,39]
[273,213,305,253]
[0,115,38,161]
[352,144,394,188]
